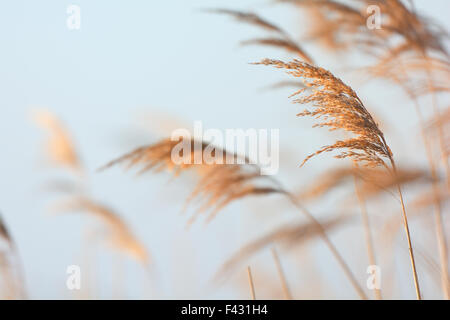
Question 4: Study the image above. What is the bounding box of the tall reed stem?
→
[353,172,381,300]
[389,157,421,299]
[247,266,256,300]
[387,57,442,299]
[424,66,450,298]
[413,99,449,299]
[271,247,292,299]
[284,193,368,299]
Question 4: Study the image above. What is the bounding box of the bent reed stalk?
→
[271,247,293,300]
[353,169,381,300]
[256,58,421,299]
[247,266,256,300]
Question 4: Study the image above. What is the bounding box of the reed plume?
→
[256,59,393,168]
[210,8,313,63]
[33,110,83,174]
[297,166,430,201]
[53,197,150,265]
[257,57,422,298]
[35,111,153,299]
[279,0,448,59]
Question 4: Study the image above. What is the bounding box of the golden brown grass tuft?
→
[33,110,83,174]
[255,59,393,168]
[0,215,26,299]
[297,166,431,201]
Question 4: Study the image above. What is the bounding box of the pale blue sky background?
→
[0,1,449,299]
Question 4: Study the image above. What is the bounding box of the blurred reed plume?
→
[100,138,283,225]
[257,58,422,298]
[278,0,449,58]
[218,215,348,278]
[272,0,449,300]
[0,215,26,299]
[210,9,313,63]
[52,197,150,266]
[33,110,83,174]
[297,166,430,201]
[35,111,152,298]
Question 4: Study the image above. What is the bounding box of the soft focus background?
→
[0,0,449,299]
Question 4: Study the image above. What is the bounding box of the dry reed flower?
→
[53,197,150,265]
[297,166,430,201]
[278,0,449,96]
[0,214,26,299]
[33,110,83,173]
[241,38,312,61]
[41,179,86,195]
[101,138,283,225]
[256,58,393,168]
[280,0,448,58]
[263,80,306,91]
[207,9,284,33]
[426,106,450,147]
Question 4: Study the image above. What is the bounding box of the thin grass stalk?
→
[284,193,368,299]
[413,99,449,299]
[353,171,381,300]
[270,247,292,300]
[395,58,448,299]
[387,156,421,300]
[380,57,441,299]
[430,92,450,189]
[247,266,256,300]
[424,56,450,190]
[424,62,450,299]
